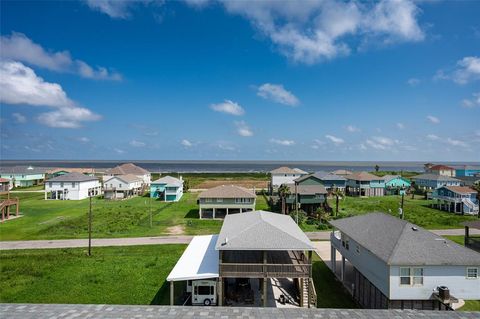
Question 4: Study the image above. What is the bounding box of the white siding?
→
[271,173,303,188]
[389,265,480,300]
[46,180,101,200]
[104,177,142,191]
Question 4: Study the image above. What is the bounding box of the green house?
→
[383,175,411,195]
[285,175,328,215]
[0,166,45,187]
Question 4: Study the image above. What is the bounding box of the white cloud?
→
[114,148,125,154]
[210,100,245,116]
[345,125,360,132]
[407,78,420,86]
[426,134,439,140]
[365,136,395,150]
[270,138,295,146]
[0,60,101,128]
[216,0,424,64]
[461,92,480,108]
[446,137,468,148]
[78,137,90,143]
[129,140,146,147]
[453,56,480,84]
[0,32,121,81]
[85,0,158,19]
[235,121,253,137]
[181,139,193,147]
[257,83,299,106]
[217,142,236,151]
[12,112,26,123]
[396,122,405,129]
[426,115,440,124]
[325,134,344,145]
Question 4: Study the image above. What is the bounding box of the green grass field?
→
[327,195,477,229]
[152,172,269,188]
[0,245,185,304]
[0,192,272,241]
[0,245,356,308]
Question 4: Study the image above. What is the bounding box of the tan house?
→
[103,163,151,186]
[198,185,256,219]
[426,165,456,177]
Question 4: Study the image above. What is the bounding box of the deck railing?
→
[219,262,311,278]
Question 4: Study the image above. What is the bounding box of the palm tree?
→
[374,164,380,173]
[331,187,344,216]
[278,184,291,215]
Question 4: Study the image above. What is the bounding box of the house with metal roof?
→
[432,186,479,215]
[150,176,184,202]
[412,173,461,190]
[103,174,144,200]
[331,169,353,177]
[0,166,46,187]
[329,213,480,310]
[45,172,101,200]
[382,175,411,195]
[197,185,256,219]
[345,171,385,197]
[167,211,317,308]
[298,171,347,192]
[269,166,307,193]
[103,163,151,186]
[46,167,96,179]
[426,165,456,177]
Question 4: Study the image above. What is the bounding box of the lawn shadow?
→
[184,209,199,219]
[150,281,187,305]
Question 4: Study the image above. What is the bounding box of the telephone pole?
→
[295,181,299,224]
[88,195,92,256]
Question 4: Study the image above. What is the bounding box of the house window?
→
[236,198,250,203]
[49,182,52,187]
[400,267,411,285]
[412,268,424,285]
[467,267,478,279]
[119,183,122,188]
[60,182,64,187]
[205,198,212,203]
[72,182,76,187]
[217,198,223,203]
[355,245,360,254]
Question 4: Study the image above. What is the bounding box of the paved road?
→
[1,228,477,250]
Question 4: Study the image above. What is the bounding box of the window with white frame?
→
[467,267,478,279]
[235,198,251,203]
[400,267,424,286]
[205,198,212,203]
[216,198,223,203]
[400,267,411,285]
[412,268,424,285]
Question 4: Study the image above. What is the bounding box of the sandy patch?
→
[165,225,185,235]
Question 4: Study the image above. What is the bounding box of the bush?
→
[316,223,329,230]
[289,210,307,225]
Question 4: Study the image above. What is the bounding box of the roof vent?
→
[411,227,418,231]
[221,237,228,246]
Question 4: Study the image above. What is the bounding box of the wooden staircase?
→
[299,277,317,308]
[1,192,20,222]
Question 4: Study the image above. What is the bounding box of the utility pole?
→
[295,181,299,224]
[149,196,153,228]
[88,195,92,256]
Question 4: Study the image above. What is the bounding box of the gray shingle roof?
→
[270,166,307,174]
[330,213,480,266]
[286,184,327,195]
[105,163,149,175]
[104,174,142,183]
[0,166,46,175]
[198,185,255,199]
[412,173,460,182]
[311,171,347,181]
[47,172,98,183]
[345,171,382,181]
[151,176,183,187]
[331,169,353,175]
[216,210,315,251]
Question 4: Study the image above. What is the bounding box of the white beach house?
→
[45,172,102,200]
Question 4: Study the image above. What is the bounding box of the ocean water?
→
[1,160,478,173]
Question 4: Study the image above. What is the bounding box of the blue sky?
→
[0,0,479,161]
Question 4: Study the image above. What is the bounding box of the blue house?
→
[150,176,184,202]
[432,186,479,215]
[456,166,480,177]
[296,171,346,192]
[412,174,461,190]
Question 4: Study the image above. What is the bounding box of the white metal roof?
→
[167,235,219,282]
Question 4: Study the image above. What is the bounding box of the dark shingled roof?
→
[46,172,98,183]
[0,166,46,175]
[295,171,346,183]
[286,184,327,195]
[330,213,480,266]
[216,211,315,251]
[105,163,149,175]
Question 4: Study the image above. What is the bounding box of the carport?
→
[166,235,219,305]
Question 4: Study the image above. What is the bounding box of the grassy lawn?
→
[0,192,272,241]
[461,300,480,311]
[312,253,358,308]
[328,195,477,230]
[152,172,269,188]
[0,245,186,304]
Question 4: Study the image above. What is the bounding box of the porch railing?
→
[219,262,311,278]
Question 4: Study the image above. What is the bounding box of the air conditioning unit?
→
[438,286,450,302]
